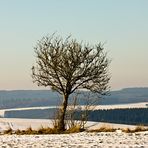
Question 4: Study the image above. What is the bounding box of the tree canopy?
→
[32,35,110,95]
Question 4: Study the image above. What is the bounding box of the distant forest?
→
[85,108,148,125]
[4,108,148,126]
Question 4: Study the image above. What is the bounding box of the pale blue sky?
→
[0,0,148,90]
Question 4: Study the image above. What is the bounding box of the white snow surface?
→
[92,102,148,110]
[0,102,147,148]
[0,131,147,148]
[0,118,141,132]
[0,118,148,147]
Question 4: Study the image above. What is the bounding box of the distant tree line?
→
[78,108,148,125]
[4,108,57,119]
[4,108,148,125]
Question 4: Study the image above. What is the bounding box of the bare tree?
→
[32,34,110,131]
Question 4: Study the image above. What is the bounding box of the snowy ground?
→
[92,102,148,110]
[0,131,148,148]
[0,118,148,147]
[0,102,147,147]
[0,118,139,132]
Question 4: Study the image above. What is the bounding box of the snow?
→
[0,118,141,132]
[0,102,147,147]
[86,102,148,110]
[0,131,148,147]
[0,118,53,132]
[0,118,148,147]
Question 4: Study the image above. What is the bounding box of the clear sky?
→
[0,0,148,90]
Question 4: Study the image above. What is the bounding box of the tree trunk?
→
[58,94,69,131]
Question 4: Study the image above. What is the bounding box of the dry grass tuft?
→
[88,125,116,132]
[88,125,148,133]
[65,125,85,134]
[122,125,148,133]
[14,127,59,135]
[3,127,13,134]
[2,125,148,135]
[2,126,84,135]
[37,127,60,134]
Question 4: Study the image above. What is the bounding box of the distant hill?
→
[0,87,148,109]
[0,90,61,109]
[102,87,148,104]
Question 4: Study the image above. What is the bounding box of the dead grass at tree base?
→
[2,125,148,135]
[2,126,85,135]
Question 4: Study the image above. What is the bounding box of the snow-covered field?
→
[0,102,147,147]
[0,118,148,147]
[92,102,148,110]
[0,118,139,132]
[0,130,148,147]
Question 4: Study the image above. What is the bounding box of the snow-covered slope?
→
[0,131,148,148]
[91,102,148,110]
[0,118,145,132]
[0,118,148,147]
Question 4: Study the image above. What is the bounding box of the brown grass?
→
[65,125,85,134]
[122,125,148,133]
[3,127,13,135]
[14,127,60,135]
[2,126,84,135]
[2,125,148,135]
[88,125,116,132]
[88,125,148,133]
